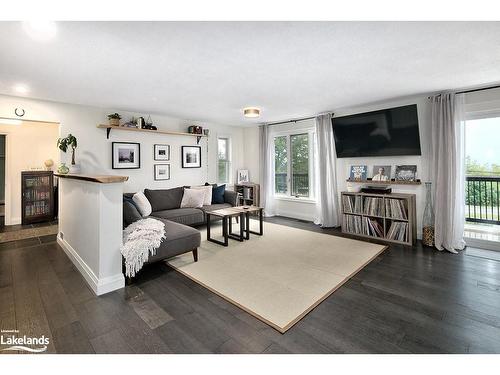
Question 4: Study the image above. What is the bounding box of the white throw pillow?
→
[191,185,213,205]
[132,191,152,217]
[180,188,206,208]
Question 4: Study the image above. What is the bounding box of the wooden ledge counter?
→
[54,173,129,183]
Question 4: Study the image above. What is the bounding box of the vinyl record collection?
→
[363,217,384,237]
[385,198,407,219]
[342,193,411,243]
[342,194,363,214]
[386,221,409,242]
[363,197,384,216]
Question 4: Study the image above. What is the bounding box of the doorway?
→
[0,119,59,240]
[464,116,500,251]
[0,135,5,226]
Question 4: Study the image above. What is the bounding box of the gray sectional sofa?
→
[143,186,237,226]
[123,185,237,279]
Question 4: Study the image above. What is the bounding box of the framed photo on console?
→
[181,146,201,168]
[237,169,249,184]
[154,144,170,161]
[154,164,170,180]
[112,142,141,169]
[349,165,367,181]
[395,165,417,181]
[372,165,391,181]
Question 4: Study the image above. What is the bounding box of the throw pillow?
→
[191,185,213,205]
[144,187,184,211]
[132,191,152,216]
[123,201,142,227]
[123,195,137,208]
[212,184,226,204]
[180,188,206,208]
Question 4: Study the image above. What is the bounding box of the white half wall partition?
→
[56,173,128,295]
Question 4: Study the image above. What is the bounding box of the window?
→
[274,132,314,198]
[217,137,231,183]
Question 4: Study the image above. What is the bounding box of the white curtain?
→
[430,93,466,253]
[259,124,276,217]
[314,113,340,227]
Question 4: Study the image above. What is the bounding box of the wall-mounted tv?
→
[332,104,421,158]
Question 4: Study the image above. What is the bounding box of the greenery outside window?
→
[218,137,231,184]
[274,132,314,199]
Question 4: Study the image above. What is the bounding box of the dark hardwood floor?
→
[1,216,500,354]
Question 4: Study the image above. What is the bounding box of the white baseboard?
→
[275,210,316,222]
[465,237,500,252]
[57,235,125,295]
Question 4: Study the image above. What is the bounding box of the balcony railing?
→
[465,176,500,225]
[275,173,309,197]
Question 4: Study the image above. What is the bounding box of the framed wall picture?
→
[112,142,141,169]
[395,165,417,181]
[237,169,249,184]
[154,164,170,180]
[154,144,170,161]
[372,165,392,181]
[181,146,201,168]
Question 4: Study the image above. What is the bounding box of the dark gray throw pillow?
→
[144,187,184,212]
[123,200,143,226]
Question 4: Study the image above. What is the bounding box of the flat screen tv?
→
[332,104,421,158]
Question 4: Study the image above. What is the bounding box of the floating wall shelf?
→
[97,124,207,144]
[346,179,422,186]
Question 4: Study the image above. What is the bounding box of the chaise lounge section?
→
[122,184,238,279]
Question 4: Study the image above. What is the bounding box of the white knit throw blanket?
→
[121,218,166,278]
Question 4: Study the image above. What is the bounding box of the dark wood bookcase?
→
[234,183,260,207]
[21,171,54,225]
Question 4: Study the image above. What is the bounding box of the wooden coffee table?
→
[206,206,264,246]
[231,206,264,239]
[206,208,245,246]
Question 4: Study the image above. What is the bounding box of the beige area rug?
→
[0,225,58,243]
[166,222,387,333]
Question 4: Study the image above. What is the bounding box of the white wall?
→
[243,126,260,184]
[464,87,500,117]
[244,96,432,235]
[57,178,125,295]
[0,94,246,201]
[0,120,60,224]
[334,95,431,239]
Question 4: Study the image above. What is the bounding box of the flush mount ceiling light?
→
[23,21,57,41]
[243,107,260,118]
[13,84,29,94]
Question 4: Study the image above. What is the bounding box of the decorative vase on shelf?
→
[422,182,435,247]
[69,164,81,174]
[57,163,70,174]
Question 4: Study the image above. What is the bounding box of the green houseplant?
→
[108,113,121,126]
[57,134,78,174]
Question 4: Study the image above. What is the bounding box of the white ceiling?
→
[1,21,500,126]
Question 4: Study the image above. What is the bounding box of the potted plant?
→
[108,113,121,126]
[57,134,79,174]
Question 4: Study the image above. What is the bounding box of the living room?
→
[2,1,500,374]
